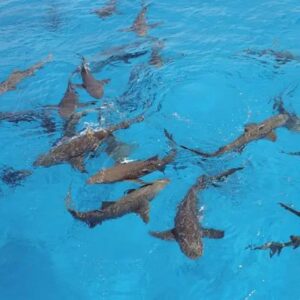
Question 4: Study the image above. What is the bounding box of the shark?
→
[249,203,300,257]
[57,80,96,120]
[87,130,176,184]
[177,109,300,158]
[79,57,110,99]
[94,0,117,18]
[0,54,52,95]
[66,178,169,228]
[87,149,176,184]
[150,167,243,259]
[122,5,161,37]
[33,114,144,172]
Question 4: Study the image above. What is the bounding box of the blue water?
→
[1,0,300,299]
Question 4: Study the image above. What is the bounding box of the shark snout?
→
[86,172,105,184]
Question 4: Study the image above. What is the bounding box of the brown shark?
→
[243,48,299,65]
[178,112,295,158]
[0,110,56,133]
[57,80,96,120]
[87,149,176,184]
[79,57,110,99]
[94,0,117,18]
[1,167,32,187]
[91,50,148,73]
[149,39,165,68]
[0,54,52,95]
[33,114,144,172]
[150,167,243,259]
[123,5,161,37]
[249,203,300,257]
[66,178,169,228]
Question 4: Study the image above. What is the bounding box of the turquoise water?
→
[1,0,300,299]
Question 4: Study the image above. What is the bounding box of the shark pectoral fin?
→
[101,201,115,209]
[129,178,147,185]
[265,131,277,142]
[124,188,136,195]
[69,156,86,172]
[234,145,245,153]
[136,200,150,223]
[100,79,111,85]
[201,227,224,239]
[74,83,85,89]
[149,21,163,29]
[158,163,167,173]
[149,229,176,241]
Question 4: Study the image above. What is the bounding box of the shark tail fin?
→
[273,97,300,132]
[180,144,212,158]
[164,129,176,148]
[290,235,300,248]
[202,227,224,239]
[149,229,176,241]
[65,186,73,209]
[279,202,300,217]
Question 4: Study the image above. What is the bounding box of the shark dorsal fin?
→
[101,201,115,209]
[201,227,224,239]
[244,123,257,132]
[146,155,159,162]
[69,156,86,172]
[149,229,176,240]
[124,188,136,195]
[135,200,150,223]
[265,130,277,142]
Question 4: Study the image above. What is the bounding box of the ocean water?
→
[1,0,300,299]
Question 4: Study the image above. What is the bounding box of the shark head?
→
[151,178,170,191]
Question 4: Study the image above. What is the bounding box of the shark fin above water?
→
[149,229,176,240]
[135,200,150,223]
[101,201,115,209]
[265,130,277,142]
[69,156,86,172]
[201,227,224,239]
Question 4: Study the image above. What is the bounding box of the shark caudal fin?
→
[279,202,300,217]
[273,97,300,132]
[201,228,224,239]
[149,229,176,241]
[163,129,211,158]
[65,186,74,212]
[290,235,300,248]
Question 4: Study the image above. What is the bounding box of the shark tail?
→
[194,167,243,191]
[163,128,212,158]
[279,202,300,217]
[273,97,300,132]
